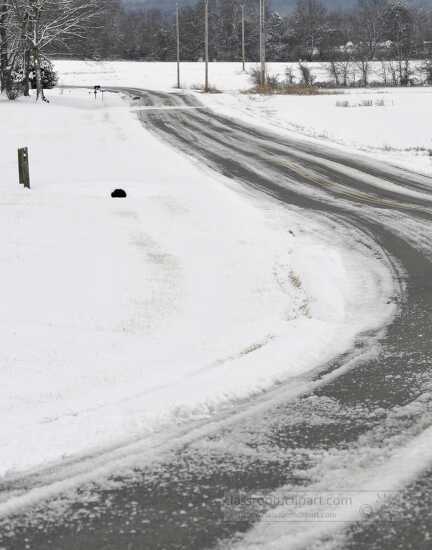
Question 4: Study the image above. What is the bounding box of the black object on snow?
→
[111,189,127,198]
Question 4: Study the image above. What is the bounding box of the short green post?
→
[18,147,30,189]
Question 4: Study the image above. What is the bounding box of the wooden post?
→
[18,147,30,189]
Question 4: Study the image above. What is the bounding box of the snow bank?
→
[0,88,395,479]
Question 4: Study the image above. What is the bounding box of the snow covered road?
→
[0,89,391,480]
[1,88,432,550]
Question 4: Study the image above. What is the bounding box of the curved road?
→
[1,89,432,550]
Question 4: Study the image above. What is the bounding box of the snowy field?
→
[55,60,432,176]
[0,87,397,478]
[54,59,426,92]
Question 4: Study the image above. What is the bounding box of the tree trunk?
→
[34,48,43,100]
[0,0,8,93]
[23,50,30,96]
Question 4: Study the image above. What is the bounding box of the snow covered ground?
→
[54,60,432,176]
[0,87,396,479]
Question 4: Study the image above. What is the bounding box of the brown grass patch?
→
[243,84,336,96]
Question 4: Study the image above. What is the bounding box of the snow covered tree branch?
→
[1,0,103,100]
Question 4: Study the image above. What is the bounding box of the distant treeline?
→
[63,0,432,63]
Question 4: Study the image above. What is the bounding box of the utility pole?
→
[204,0,209,92]
[241,4,246,72]
[176,3,181,88]
[259,0,266,87]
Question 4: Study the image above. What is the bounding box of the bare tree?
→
[0,0,25,97]
[384,0,414,86]
[328,58,353,87]
[357,58,370,86]
[0,0,9,91]
[6,0,32,96]
[356,0,388,61]
[10,0,102,100]
[380,59,388,85]
[292,0,328,60]
[298,61,315,86]
[328,60,341,86]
